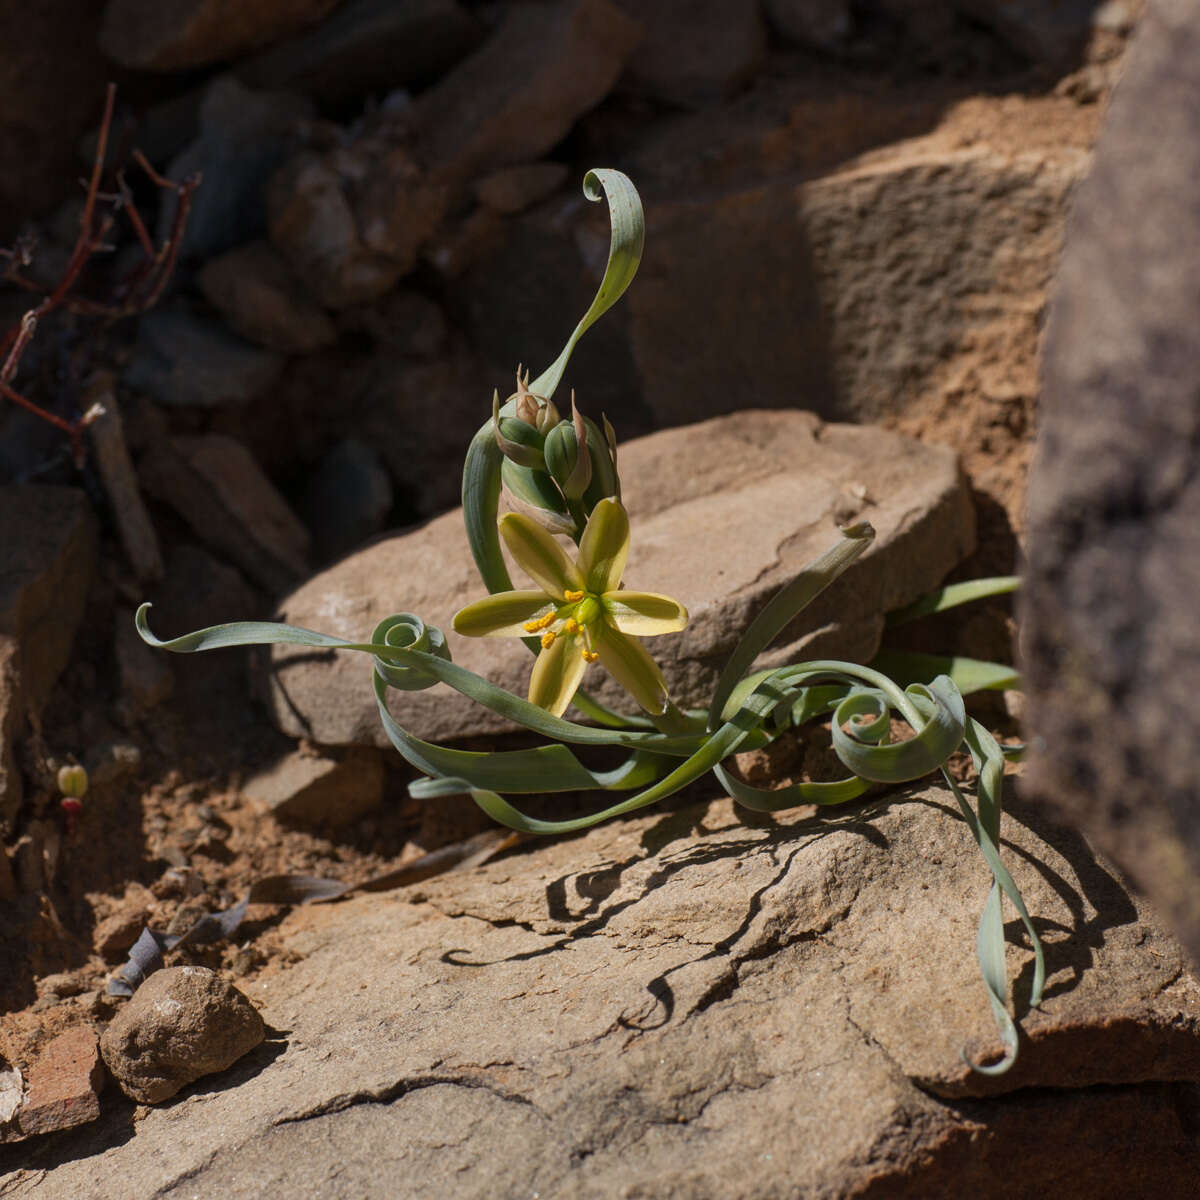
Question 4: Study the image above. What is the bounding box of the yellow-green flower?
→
[453,498,687,717]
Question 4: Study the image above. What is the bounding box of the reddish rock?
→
[99,0,340,70]
[243,746,384,827]
[17,1027,103,1137]
[100,967,264,1104]
[94,885,157,962]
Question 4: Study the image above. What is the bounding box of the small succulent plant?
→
[136,171,1040,1074]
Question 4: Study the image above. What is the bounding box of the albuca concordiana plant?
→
[136,169,1042,1075]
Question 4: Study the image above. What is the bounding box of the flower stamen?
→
[564,589,585,602]
[582,649,599,663]
[564,618,580,634]
[541,630,557,649]
[523,612,556,632]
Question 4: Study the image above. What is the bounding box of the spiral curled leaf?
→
[830,677,965,783]
[371,613,451,691]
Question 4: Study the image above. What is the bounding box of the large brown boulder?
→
[18,785,1200,1195]
[252,410,974,747]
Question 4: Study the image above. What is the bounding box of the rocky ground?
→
[5,1,1198,1194]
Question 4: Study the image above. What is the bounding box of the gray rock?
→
[198,240,338,354]
[257,411,974,747]
[243,746,384,826]
[337,290,447,358]
[114,608,174,713]
[126,306,284,409]
[86,379,165,582]
[100,966,264,1104]
[139,435,310,595]
[357,351,492,519]
[160,77,314,261]
[235,0,481,106]
[24,786,1200,1195]
[414,0,641,184]
[956,0,1101,66]
[299,437,394,562]
[1023,0,1200,966]
[99,0,340,70]
[763,0,852,51]
[267,144,445,309]
[0,1061,20,1143]
[448,198,649,438]
[613,0,767,108]
[0,485,99,713]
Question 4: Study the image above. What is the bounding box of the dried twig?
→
[0,83,200,466]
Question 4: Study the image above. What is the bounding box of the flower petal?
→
[528,634,588,717]
[499,513,584,599]
[452,591,552,638]
[578,497,629,595]
[601,591,688,636]
[593,624,668,715]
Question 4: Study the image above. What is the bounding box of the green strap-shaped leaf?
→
[135,605,697,753]
[886,576,1021,626]
[371,669,671,794]
[709,523,876,729]
[528,169,644,400]
[710,762,870,813]
[459,170,644,730]
[433,675,795,834]
[868,650,1020,695]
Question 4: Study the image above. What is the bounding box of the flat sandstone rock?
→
[10,785,1199,1195]
[257,410,976,746]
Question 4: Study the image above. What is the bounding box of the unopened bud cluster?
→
[493,368,620,535]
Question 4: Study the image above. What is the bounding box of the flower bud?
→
[493,389,546,469]
[544,408,592,500]
[58,763,88,799]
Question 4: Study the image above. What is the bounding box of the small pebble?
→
[99,966,264,1104]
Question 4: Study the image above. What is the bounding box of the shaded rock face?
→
[19,786,1200,1195]
[99,0,341,71]
[259,410,975,747]
[0,486,98,828]
[1023,0,1200,964]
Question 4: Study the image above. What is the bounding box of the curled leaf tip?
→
[840,520,876,540]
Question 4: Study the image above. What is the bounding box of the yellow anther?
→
[564,589,585,602]
[541,630,557,649]
[524,612,555,632]
[582,649,599,663]
[564,618,580,634]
